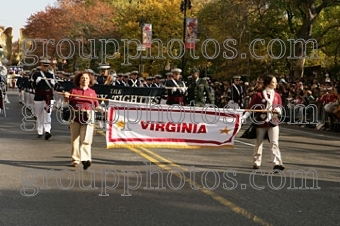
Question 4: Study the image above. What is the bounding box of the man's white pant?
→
[29,93,35,115]
[24,91,30,106]
[34,100,54,135]
[69,122,94,164]
[253,126,283,167]
[19,90,24,103]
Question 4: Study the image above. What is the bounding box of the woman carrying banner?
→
[63,71,105,169]
[241,74,284,172]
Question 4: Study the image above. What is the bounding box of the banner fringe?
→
[106,144,234,149]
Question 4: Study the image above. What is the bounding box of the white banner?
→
[106,100,243,149]
[142,23,152,48]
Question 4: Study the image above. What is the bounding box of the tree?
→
[23,0,118,70]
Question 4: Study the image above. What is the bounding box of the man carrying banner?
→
[186,68,214,107]
[165,68,187,105]
[32,59,55,139]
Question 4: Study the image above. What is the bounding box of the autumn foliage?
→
[20,0,340,79]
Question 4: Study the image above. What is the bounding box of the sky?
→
[0,0,57,41]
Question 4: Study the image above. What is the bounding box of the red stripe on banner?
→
[107,107,115,142]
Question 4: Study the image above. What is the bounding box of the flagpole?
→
[56,92,110,102]
[57,92,277,113]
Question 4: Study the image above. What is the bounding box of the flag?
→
[106,100,243,149]
[185,18,197,49]
[143,24,152,48]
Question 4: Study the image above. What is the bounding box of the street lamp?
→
[138,18,146,75]
[180,0,192,77]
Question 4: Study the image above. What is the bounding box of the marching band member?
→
[32,60,56,139]
[16,72,25,104]
[228,75,244,109]
[97,64,110,84]
[186,68,214,107]
[165,68,187,105]
[144,76,153,88]
[242,74,284,172]
[115,73,123,86]
[103,70,117,86]
[152,75,163,88]
[121,73,129,86]
[128,71,141,87]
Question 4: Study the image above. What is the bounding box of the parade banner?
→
[143,23,152,48]
[106,100,243,149]
[57,82,165,104]
[185,18,197,49]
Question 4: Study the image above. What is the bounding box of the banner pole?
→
[56,92,111,102]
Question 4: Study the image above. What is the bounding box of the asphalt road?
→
[0,90,339,226]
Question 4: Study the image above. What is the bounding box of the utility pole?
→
[180,0,192,78]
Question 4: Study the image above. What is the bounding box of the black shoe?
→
[45,132,51,140]
[253,164,260,170]
[82,161,91,170]
[273,165,285,173]
[37,134,43,138]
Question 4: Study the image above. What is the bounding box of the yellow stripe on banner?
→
[106,144,234,149]
[129,147,272,226]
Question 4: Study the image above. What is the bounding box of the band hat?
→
[279,78,286,83]
[146,76,153,80]
[171,68,182,73]
[130,70,139,75]
[123,73,129,77]
[40,59,51,65]
[139,77,144,81]
[233,75,241,79]
[117,73,123,77]
[98,64,110,70]
[155,75,162,79]
[166,72,173,77]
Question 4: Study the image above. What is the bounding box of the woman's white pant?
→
[253,126,283,167]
